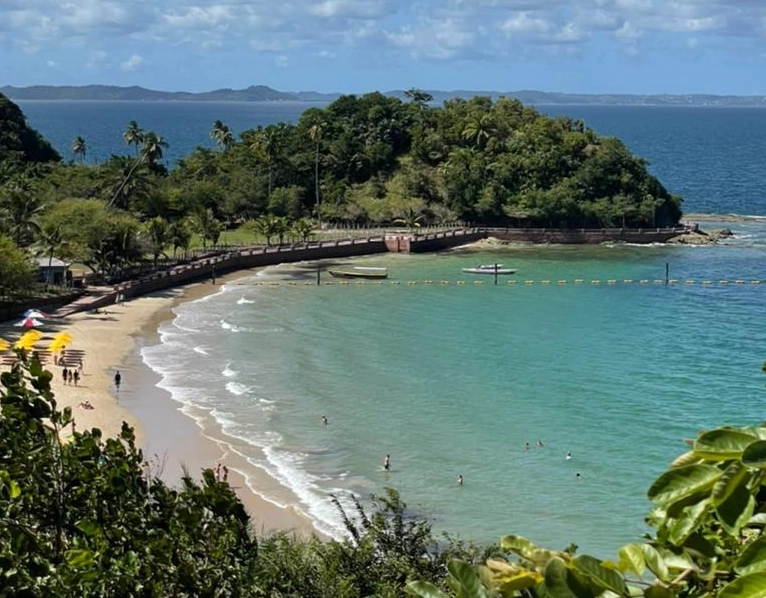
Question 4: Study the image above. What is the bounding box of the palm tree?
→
[123,121,144,156]
[210,120,234,152]
[71,136,87,163]
[461,113,497,149]
[292,218,314,243]
[140,132,169,167]
[308,122,323,230]
[393,207,425,236]
[108,131,168,207]
[404,88,433,107]
[0,182,43,246]
[251,214,283,246]
[143,216,169,268]
[190,208,222,249]
[168,220,192,258]
[33,222,65,288]
[249,127,279,199]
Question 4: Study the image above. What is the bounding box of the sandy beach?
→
[0,275,317,538]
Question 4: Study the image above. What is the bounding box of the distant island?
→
[3,84,766,107]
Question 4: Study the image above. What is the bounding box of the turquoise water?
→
[141,235,766,558]
[20,99,766,556]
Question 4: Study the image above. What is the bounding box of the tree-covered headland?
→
[3,352,766,597]
[0,91,682,295]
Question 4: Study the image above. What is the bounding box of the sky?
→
[1,0,765,95]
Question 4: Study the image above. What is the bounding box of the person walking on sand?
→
[73,370,80,386]
[114,370,121,391]
[62,367,69,385]
[383,454,391,470]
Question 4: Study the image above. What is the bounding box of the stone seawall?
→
[486,227,687,244]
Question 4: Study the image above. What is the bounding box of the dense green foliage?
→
[0,90,682,293]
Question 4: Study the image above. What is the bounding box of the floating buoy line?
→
[250,278,765,287]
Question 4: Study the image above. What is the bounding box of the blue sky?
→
[1,0,764,95]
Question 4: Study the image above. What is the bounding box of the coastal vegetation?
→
[0,90,682,296]
[3,351,766,597]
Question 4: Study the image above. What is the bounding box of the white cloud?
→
[120,53,145,71]
[2,0,766,81]
[500,12,551,34]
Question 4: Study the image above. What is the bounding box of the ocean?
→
[17,99,766,557]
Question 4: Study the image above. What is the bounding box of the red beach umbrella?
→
[15,317,43,328]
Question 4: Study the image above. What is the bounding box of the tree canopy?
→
[0,91,683,294]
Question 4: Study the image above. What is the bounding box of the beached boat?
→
[462,263,517,275]
[328,266,388,279]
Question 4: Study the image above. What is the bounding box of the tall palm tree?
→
[210,120,234,152]
[249,128,279,200]
[108,131,168,207]
[308,122,323,230]
[123,121,144,156]
[140,132,169,167]
[71,136,87,163]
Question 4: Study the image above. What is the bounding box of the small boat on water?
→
[462,263,517,275]
[328,266,388,279]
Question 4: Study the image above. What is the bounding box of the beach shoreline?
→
[0,271,318,539]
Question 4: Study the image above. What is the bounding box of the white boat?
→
[462,263,517,275]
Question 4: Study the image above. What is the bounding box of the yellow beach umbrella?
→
[53,332,73,343]
[15,330,42,350]
[0,338,9,352]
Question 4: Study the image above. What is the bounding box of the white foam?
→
[260,445,348,539]
[222,364,238,377]
[225,381,251,396]
[193,346,209,355]
[237,297,255,304]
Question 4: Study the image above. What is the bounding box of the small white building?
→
[35,257,70,286]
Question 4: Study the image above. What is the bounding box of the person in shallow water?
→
[383,454,390,470]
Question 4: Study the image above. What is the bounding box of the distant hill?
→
[0,84,335,102]
[2,84,766,107]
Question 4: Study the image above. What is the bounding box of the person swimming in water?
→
[457,474,463,486]
[383,454,391,470]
